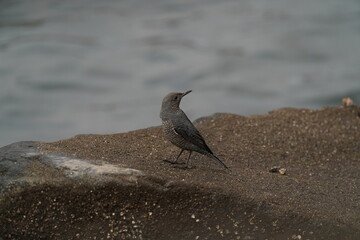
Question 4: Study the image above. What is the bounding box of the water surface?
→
[1,0,359,146]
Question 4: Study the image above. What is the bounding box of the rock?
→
[342,97,354,107]
[1,106,360,240]
[0,141,145,195]
[269,166,287,175]
[269,166,281,173]
[278,168,287,175]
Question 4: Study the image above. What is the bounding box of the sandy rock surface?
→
[1,106,359,239]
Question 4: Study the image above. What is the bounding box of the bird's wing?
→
[172,112,213,154]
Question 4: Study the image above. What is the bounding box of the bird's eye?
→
[174,96,178,100]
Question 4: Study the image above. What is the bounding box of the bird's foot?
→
[163,159,185,165]
[173,165,195,169]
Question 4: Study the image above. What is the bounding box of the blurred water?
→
[0,0,360,147]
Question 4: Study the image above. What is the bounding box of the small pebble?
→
[269,166,281,173]
[269,166,287,175]
[279,168,287,175]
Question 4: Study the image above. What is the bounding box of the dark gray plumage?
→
[160,90,228,169]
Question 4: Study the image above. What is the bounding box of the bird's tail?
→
[208,153,228,169]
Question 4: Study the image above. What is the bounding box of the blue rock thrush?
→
[160,90,228,169]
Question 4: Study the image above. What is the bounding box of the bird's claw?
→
[163,159,185,165]
[173,165,195,169]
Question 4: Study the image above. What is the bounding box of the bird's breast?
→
[162,120,190,149]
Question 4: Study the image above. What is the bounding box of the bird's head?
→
[161,90,192,112]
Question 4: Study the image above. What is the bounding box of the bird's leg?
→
[173,151,195,169]
[185,151,192,168]
[164,149,185,164]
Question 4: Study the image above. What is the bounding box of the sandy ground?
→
[1,106,359,239]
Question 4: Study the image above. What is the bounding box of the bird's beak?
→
[182,90,192,97]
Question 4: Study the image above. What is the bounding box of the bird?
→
[160,90,228,169]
